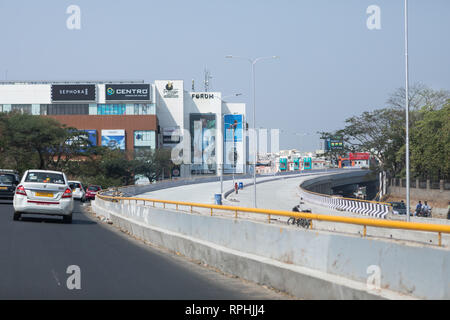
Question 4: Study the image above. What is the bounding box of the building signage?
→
[224,114,244,174]
[190,114,216,173]
[325,136,344,151]
[163,81,179,98]
[105,84,150,101]
[101,129,126,150]
[191,93,215,99]
[171,166,181,177]
[162,127,180,145]
[51,84,96,102]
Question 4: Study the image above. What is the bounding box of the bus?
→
[279,157,288,171]
[293,158,300,170]
[303,157,312,170]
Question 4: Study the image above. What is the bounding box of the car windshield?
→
[70,183,81,189]
[25,172,65,185]
[88,186,100,191]
[0,174,14,185]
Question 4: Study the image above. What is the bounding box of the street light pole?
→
[404,0,411,222]
[226,55,279,208]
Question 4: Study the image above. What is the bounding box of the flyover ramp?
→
[92,169,450,299]
[224,171,450,247]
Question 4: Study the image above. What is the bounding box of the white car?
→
[68,180,86,202]
[13,170,74,223]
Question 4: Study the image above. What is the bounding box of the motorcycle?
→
[416,207,432,218]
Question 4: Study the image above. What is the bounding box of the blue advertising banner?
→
[82,129,97,147]
[101,130,126,150]
[224,114,244,174]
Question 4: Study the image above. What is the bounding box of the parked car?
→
[0,170,20,202]
[390,201,407,215]
[13,170,74,223]
[85,185,102,201]
[68,180,86,202]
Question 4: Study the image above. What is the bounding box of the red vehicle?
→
[85,185,102,201]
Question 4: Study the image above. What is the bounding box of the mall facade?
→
[0,80,247,178]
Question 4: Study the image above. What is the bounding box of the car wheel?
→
[13,212,21,221]
[63,214,72,224]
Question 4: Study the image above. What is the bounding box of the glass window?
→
[133,104,155,115]
[0,174,15,185]
[41,104,89,115]
[97,104,126,115]
[25,172,65,185]
[11,104,32,114]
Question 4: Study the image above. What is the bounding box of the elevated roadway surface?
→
[137,170,450,247]
[0,200,292,299]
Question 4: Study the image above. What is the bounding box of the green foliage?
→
[0,112,161,188]
[409,102,450,179]
[134,148,174,183]
[319,84,449,179]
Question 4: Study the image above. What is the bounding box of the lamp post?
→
[225,55,279,208]
[404,0,411,221]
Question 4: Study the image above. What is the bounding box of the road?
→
[0,200,291,299]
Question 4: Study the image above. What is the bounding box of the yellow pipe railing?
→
[97,194,450,244]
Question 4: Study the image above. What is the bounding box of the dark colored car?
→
[390,201,407,215]
[85,185,102,201]
[0,170,20,202]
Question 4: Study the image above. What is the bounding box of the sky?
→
[0,0,449,152]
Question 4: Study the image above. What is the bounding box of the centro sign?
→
[105,84,150,101]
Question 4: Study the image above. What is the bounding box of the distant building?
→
[0,80,247,178]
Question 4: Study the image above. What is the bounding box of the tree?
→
[409,102,450,180]
[0,112,73,172]
[387,82,450,112]
[134,148,174,183]
[320,84,450,179]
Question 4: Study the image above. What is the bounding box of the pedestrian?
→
[235,182,238,194]
[415,201,422,216]
[447,201,450,220]
[422,201,430,217]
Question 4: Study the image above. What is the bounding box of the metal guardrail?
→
[299,185,392,219]
[96,193,450,247]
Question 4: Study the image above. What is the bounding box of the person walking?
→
[234,182,238,195]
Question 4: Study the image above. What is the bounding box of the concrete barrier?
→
[92,197,450,300]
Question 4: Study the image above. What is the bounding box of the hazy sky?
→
[0,0,449,151]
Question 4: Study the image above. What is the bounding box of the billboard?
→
[105,84,150,101]
[224,114,244,174]
[326,136,344,151]
[190,114,216,172]
[64,129,97,153]
[101,130,126,150]
[51,84,96,102]
[162,126,181,146]
[134,130,155,148]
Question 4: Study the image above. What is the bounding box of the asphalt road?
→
[0,200,291,300]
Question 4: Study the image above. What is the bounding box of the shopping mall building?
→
[0,80,246,178]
